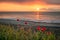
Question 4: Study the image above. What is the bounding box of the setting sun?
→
[36,8,40,11]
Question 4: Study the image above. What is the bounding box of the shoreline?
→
[0,18,60,27]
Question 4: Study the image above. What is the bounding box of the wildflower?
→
[41,26,46,32]
[36,26,41,31]
[17,19,19,21]
[46,32,52,35]
[24,21,28,24]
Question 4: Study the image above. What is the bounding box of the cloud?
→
[0,0,34,2]
[40,7,60,11]
[43,0,60,5]
[0,0,60,5]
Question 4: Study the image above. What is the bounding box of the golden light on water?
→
[36,8,40,20]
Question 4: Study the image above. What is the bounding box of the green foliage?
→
[0,24,56,40]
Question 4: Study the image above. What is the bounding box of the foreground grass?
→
[0,24,56,40]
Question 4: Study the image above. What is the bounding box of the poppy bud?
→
[24,22,28,24]
[17,19,19,21]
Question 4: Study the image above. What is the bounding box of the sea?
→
[0,12,60,23]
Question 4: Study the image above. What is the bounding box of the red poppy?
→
[36,26,41,31]
[41,27,46,32]
[24,22,28,24]
[17,19,19,21]
[46,32,52,35]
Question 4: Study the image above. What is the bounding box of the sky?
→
[0,0,60,11]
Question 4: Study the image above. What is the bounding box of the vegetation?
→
[0,24,56,40]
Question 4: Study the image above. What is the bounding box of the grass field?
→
[0,24,56,40]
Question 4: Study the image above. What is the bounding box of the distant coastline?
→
[0,11,60,13]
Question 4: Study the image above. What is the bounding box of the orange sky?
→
[0,0,60,11]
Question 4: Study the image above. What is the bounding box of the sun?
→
[36,8,40,11]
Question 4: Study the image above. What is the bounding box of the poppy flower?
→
[41,27,46,32]
[46,32,52,35]
[24,21,28,24]
[36,26,41,31]
[17,19,19,21]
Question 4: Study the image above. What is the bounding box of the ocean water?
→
[0,12,60,23]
